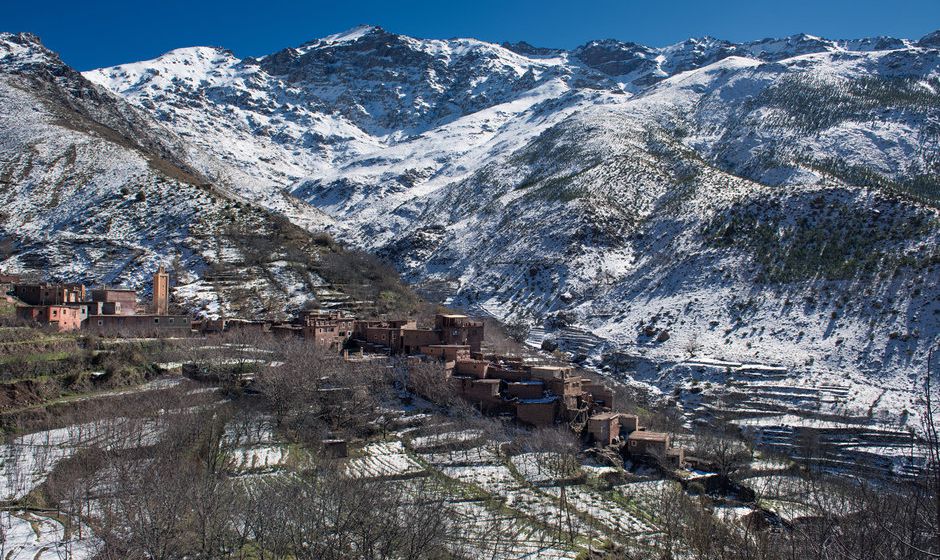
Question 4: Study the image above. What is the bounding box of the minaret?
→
[152,265,169,315]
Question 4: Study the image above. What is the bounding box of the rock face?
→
[5,27,940,433]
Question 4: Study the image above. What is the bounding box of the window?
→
[169,318,174,323]
[97,320,103,326]
[154,318,160,324]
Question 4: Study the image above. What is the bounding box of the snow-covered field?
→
[409,429,484,451]
[345,440,425,479]
[0,418,162,501]
[0,511,100,559]
[510,452,583,486]
[542,484,656,535]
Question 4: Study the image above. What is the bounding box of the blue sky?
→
[4,0,940,70]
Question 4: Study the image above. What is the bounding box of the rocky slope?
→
[0,32,411,320]
[8,26,940,446]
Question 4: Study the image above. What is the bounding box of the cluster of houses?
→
[347,312,686,466]
[2,267,685,466]
[2,267,191,335]
[218,308,687,465]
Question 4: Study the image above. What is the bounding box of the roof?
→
[518,396,559,405]
[590,412,621,421]
[18,303,86,309]
[628,431,670,442]
[92,288,136,292]
[439,314,468,318]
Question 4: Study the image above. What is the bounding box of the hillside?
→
[0,32,414,320]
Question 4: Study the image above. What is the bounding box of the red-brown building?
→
[352,314,485,354]
[421,344,471,363]
[454,358,489,378]
[450,377,502,407]
[300,310,354,349]
[435,314,484,352]
[506,380,545,400]
[84,314,191,336]
[516,397,560,427]
[626,430,685,466]
[16,305,87,332]
[89,288,138,316]
[354,319,415,351]
[13,283,86,306]
[588,412,622,446]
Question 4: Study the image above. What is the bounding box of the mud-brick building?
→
[354,319,415,351]
[422,344,471,364]
[352,314,486,354]
[85,314,191,335]
[516,396,560,427]
[89,288,138,316]
[450,377,502,408]
[300,310,355,349]
[587,412,622,446]
[16,304,87,332]
[14,283,86,306]
[505,380,545,400]
[627,430,685,467]
[435,314,484,352]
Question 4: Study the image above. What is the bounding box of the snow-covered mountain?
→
[6,26,940,442]
[0,32,346,319]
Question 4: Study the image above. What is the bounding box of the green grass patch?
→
[0,350,71,365]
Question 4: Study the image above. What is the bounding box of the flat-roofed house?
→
[300,310,355,349]
[14,283,85,306]
[435,314,484,352]
[90,288,138,316]
[516,396,559,427]
[17,305,87,331]
[84,314,191,336]
[627,430,685,467]
[506,380,544,400]
[588,412,622,446]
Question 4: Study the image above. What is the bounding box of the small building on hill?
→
[300,310,355,349]
[627,430,685,467]
[351,314,485,354]
[16,305,87,332]
[89,288,138,316]
[84,314,191,336]
[516,396,560,427]
[13,283,86,306]
[588,412,622,446]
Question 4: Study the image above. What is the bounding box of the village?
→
[0,268,918,559]
[0,268,690,470]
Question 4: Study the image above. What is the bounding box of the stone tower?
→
[152,265,169,315]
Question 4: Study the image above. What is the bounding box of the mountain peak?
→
[500,41,562,57]
[321,24,383,44]
[0,31,60,70]
[919,29,940,48]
